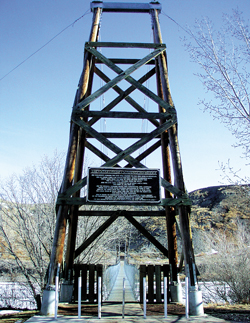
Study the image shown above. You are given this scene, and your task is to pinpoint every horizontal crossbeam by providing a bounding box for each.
[86,41,165,49]
[57,196,191,206]
[90,2,162,13]
[96,58,156,65]
[78,111,172,119]
[78,210,165,216]
[86,132,160,138]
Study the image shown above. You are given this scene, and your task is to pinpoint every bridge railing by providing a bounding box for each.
[124,260,140,301]
[102,261,120,300]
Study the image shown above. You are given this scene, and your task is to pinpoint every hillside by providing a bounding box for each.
[1,184,249,268]
[130,184,250,258]
[189,184,250,231]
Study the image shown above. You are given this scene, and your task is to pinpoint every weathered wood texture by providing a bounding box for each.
[139,264,170,303]
[151,8,197,286]
[73,264,103,302]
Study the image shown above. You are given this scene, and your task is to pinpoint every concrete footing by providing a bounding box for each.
[40,289,56,316]
[170,282,183,303]
[189,287,204,316]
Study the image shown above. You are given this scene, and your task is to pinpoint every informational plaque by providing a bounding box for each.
[87,167,161,203]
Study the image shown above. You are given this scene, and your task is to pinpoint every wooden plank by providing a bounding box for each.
[148,265,154,303]
[86,132,160,139]
[162,264,170,303]
[59,177,87,199]
[140,265,146,303]
[89,264,95,302]
[161,178,188,199]
[73,265,80,301]
[57,196,191,207]
[86,41,165,49]
[78,210,166,217]
[96,264,103,301]
[155,265,161,302]
[74,47,165,112]
[96,58,156,65]
[82,265,88,301]
[91,2,162,13]
[77,110,171,119]
[124,214,168,257]
[161,198,192,206]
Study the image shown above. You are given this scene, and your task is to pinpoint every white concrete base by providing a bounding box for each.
[189,287,204,316]
[40,289,56,316]
[170,282,183,303]
[60,283,73,302]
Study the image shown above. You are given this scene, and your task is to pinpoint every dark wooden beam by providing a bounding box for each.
[78,210,165,217]
[76,111,172,120]
[86,41,165,49]
[86,133,160,138]
[96,58,156,65]
[57,197,191,206]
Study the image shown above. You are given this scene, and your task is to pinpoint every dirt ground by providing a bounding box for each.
[0,303,250,322]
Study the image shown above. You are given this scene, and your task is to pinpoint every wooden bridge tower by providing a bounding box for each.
[41,1,204,316]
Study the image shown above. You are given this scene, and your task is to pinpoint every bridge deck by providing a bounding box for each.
[107,261,136,302]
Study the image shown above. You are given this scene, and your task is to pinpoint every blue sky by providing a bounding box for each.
[1,0,249,192]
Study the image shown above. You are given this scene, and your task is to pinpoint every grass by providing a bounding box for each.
[0,311,38,323]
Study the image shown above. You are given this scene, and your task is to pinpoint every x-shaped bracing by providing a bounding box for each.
[58,42,189,203]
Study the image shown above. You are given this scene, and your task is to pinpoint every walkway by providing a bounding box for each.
[26,262,236,322]
[101,260,142,317]
[106,261,136,302]
[26,313,236,322]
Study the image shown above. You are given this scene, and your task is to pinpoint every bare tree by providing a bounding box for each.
[0,151,64,308]
[200,222,250,304]
[0,152,133,308]
[185,9,250,159]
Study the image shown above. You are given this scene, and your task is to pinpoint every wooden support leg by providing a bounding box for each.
[40,8,102,315]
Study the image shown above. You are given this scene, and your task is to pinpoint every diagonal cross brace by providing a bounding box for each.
[72,115,176,168]
[81,45,175,114]
[93,66,160,128]
[73,46,165,112]
[61,115,188,199]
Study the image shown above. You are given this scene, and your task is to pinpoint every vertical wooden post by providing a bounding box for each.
[45,6,102,289]
[151,8,197,287]
[155,59,178,283]
[64,8,102,279]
